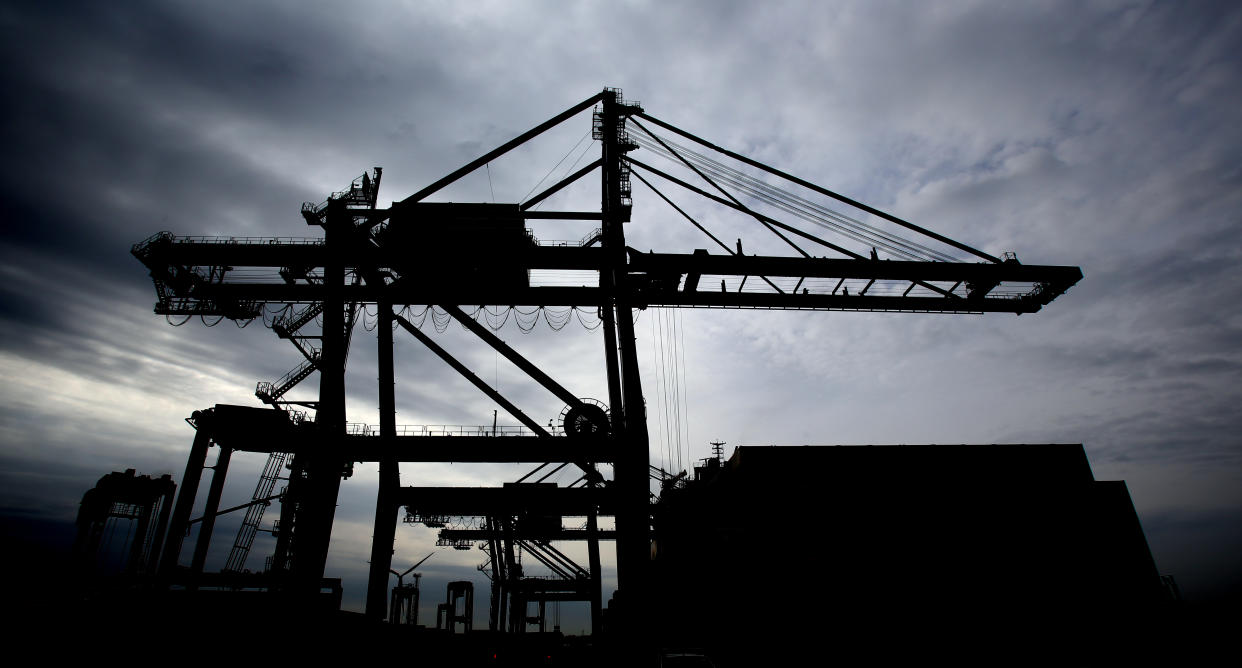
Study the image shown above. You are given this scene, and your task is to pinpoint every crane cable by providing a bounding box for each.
[629,128,961,263]
[395,305,601,334]
[650,307,689,474]
[669,309,686,473]
[650,312,669,473]
[631,131,946,261]
[676,308,691,472]
[521,129,594,209]
[662,309,678,472]
[630,127,934,258]
[631,118,812,260]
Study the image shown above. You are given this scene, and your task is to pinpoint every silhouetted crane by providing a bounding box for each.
[133,88,1081,637]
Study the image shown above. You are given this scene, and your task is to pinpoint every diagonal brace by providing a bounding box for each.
[521,159,602,211]
[403,93,606,204]
[397,311,602,482]
[394,312,550,438]
[440,305,588,413]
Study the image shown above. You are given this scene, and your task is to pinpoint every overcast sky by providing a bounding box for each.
[2,0,1240,628]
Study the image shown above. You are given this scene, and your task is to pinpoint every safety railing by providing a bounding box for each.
[173,235,324,245]
[342,423,565,437]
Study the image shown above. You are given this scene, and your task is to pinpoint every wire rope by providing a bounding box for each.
[660,309,678,472]
[670,309,680,469]
[561,136,598,183]
[574,306,602,331]
[677,308,691,471]
[670,309,685,472]
[632,133,906,257]
[668,133,959,261]
[484,305,511,330]
[391,304,604,335]
[675,310,684,471]
[630,129,961,262]
[650,313,668,473]
[430,307,451,333]
[521,129,593,202]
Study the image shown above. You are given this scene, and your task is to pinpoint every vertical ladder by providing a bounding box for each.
[223,449,288,572]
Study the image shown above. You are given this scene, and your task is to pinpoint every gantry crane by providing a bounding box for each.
[132,88,1081,634]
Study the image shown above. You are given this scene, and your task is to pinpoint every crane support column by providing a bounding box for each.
[587,492,603,634]
[272,455,303,573]
[294,199,348,592]
[147,478,176,575]
[190,444,233,578]
[366,298,400,618]
[160,420,212,577]
[599,88,652,635]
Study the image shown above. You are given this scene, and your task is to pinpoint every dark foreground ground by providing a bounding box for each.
[4,513,1238,666]
[7,581,1239,667]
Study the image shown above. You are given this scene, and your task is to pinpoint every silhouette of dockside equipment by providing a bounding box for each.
[121,87,1165,656]
[73,469,176,576]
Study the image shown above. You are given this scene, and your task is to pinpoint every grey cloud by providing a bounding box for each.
[2,0,1240,609]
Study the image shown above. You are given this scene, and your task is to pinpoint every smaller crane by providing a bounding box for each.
[389,551,434,625]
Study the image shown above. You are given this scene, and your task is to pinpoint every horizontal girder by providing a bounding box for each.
[438,528,617,541]
[629,251,1082,285]
[192,405,614,462]
[208,433,616,463]
[136,235,1080,315]
[162,283,1062,314]
[400,485,613,516]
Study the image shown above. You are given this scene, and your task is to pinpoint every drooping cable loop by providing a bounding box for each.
[543,306,573,331]
[574,306,602,331]
[430,307,451,333]
[514,306,540,333]
[483,305,511,330]
[389,305,605,333]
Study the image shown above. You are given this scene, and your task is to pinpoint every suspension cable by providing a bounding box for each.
[631,117,812,259]
[629,170,785,294]
[521,129,593,202]
[635,111,1003,263]
[677,308,691,471]
[630,128,960,262]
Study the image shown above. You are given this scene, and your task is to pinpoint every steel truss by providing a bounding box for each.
[134,88,1081,635]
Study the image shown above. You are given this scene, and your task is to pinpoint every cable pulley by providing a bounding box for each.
[559,398,610,440]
